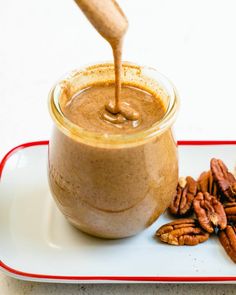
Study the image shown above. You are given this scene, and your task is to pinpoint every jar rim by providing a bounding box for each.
[48,61,180,147]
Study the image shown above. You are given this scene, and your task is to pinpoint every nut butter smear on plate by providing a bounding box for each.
[68,0,165,132]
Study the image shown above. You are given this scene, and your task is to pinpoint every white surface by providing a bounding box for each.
[1,0,236,162]
[0,144,235,282]
[1,0,236,293]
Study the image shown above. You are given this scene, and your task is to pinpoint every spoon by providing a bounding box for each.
[73,0,128,43]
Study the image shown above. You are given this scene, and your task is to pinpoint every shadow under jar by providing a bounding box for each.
[48,62,179,239]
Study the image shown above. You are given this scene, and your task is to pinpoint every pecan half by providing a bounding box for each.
[156,218,209,246]
[169,176,197,217]
[211,158,236,202]
[198,170,220,199]
[218,225,236,263]
[193,192,227,233]
[224,203,236,223]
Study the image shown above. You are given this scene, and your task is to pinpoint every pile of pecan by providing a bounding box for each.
[156,158,236,263]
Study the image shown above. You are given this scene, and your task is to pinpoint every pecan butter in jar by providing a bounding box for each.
[48,62,179,239]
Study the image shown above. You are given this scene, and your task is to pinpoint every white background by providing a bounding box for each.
[1,0,236,293]
[1,0,236,160]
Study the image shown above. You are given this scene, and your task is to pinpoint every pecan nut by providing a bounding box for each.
[218,225,236,263]
[169,176,197,217]
[198,170,220,199]
[224,203,236,223]
[211,158,236,202]
[193,192,227,233]
[156,218,209,246]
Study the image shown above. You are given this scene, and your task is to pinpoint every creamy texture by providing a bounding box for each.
[49,127,178,238]
[48,1,179,239]
[73,0,138,121]
[61,84,165,134]
[49,77,178,239]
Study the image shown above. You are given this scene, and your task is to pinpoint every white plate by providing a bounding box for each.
[0,141,235,283]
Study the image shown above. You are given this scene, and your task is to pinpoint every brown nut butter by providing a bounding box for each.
[48,62,179,238]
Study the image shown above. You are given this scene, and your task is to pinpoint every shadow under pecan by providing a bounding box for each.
[156,218,209,246]
[198,170,220,200]
[169,176,197,217]
[224,203,236,223]
[218,225,236,263]
[211,158,236,202]
[193,192,227,233]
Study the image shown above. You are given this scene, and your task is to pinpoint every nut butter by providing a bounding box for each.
[48,62,179,238]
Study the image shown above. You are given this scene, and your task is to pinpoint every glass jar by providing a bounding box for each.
[48,62,179,239]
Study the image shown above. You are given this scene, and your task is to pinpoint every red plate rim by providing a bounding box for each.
[0,140,235,282]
